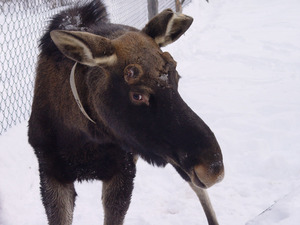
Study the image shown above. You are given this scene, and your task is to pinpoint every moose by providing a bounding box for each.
[28,1,224,225]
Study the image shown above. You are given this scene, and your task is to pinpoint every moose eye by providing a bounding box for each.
[130,91,150,106]
[132,93,143,101]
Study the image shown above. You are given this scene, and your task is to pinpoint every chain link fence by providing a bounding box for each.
[0,0,191,135]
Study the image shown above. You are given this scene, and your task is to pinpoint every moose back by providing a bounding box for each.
[28,1,224,224]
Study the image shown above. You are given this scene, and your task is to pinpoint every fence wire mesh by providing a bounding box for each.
[0,0,191,135]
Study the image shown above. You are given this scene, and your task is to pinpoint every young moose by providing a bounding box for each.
[28,1,224,224]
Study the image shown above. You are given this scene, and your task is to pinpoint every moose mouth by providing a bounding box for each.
[178,167,208,189]
[190,169,207,189]
[191,163,224,189]
[167,157,224,189]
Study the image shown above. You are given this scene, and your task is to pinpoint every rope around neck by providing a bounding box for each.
[70,62,96,124]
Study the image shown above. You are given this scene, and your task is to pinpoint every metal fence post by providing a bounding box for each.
[147,0,158,20]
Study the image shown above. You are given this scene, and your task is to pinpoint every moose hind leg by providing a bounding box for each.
[40,174,76,225]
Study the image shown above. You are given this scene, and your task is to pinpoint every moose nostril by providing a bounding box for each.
[209,161,224,176]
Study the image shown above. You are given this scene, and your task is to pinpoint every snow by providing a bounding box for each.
[1,0,300,224]
[247,187,300,225]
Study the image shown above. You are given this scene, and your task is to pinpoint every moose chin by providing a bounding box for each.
[28,1,224,225]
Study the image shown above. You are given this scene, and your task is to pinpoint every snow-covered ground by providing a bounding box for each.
[1,0,300,224]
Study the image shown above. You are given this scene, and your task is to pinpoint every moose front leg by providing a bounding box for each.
[102,156,136,225]
[40,173,76,225]
[189,182,219,225]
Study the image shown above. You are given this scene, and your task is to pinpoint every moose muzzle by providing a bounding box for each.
[191,161,224,189]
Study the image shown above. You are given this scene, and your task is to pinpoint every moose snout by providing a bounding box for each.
[192,161,224,189]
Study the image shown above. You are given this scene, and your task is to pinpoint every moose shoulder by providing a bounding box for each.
[28,1,224,225]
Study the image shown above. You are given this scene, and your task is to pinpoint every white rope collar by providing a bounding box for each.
[70,62,96,124]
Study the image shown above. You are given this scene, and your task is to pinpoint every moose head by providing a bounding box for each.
[29,2,224,225]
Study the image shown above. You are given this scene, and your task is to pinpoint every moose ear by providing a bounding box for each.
[50,30,117,66]
[142,9,193,47]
